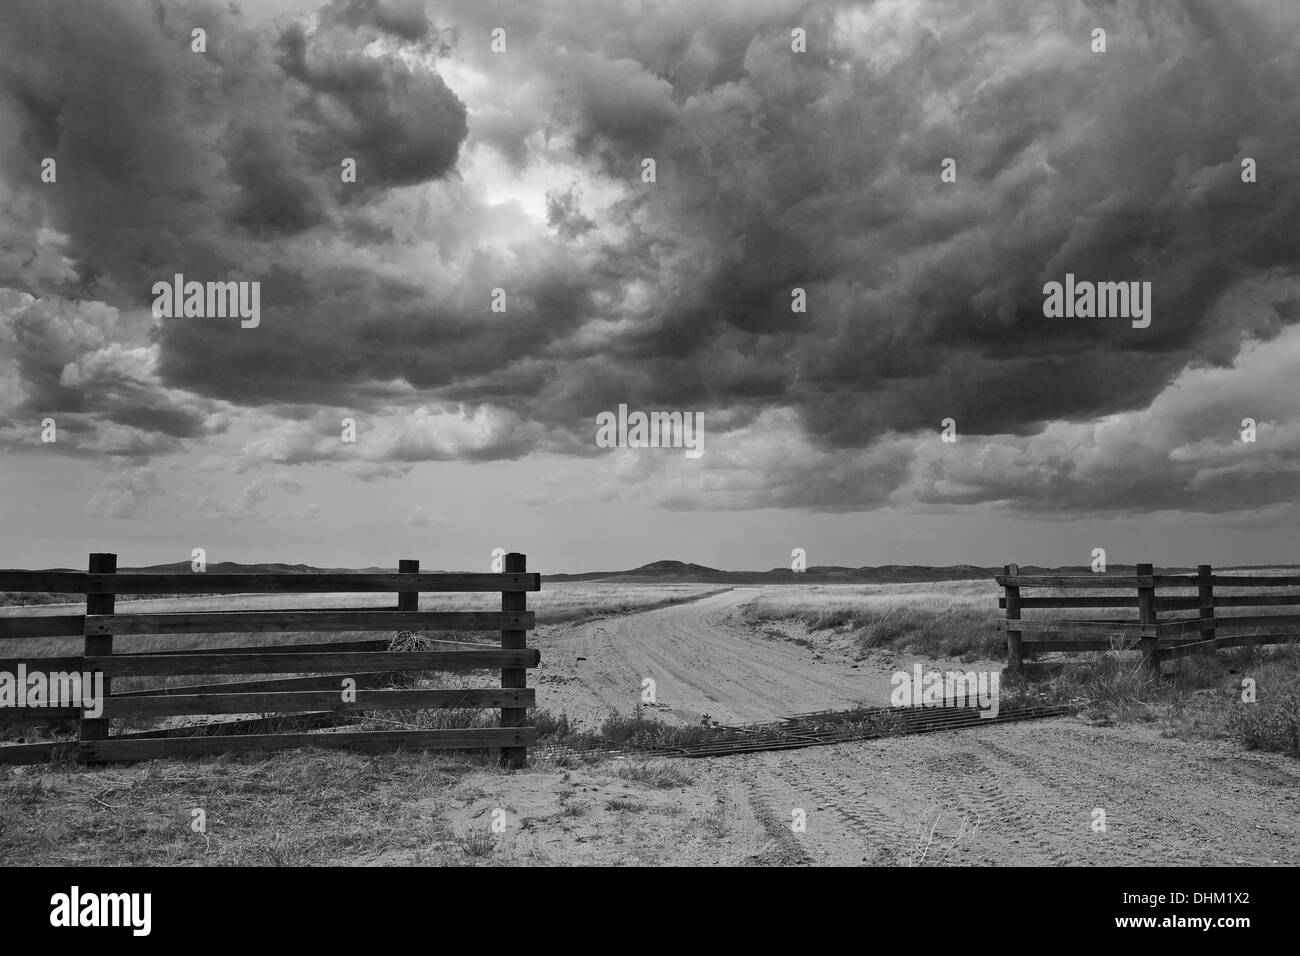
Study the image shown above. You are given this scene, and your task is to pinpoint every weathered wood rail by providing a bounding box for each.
[997,562,1300,675]
[0,553,540,766]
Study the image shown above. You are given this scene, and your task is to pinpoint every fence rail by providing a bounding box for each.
[997,562,1300,674]
[83,610,534,636]
[0,571,540,593]
[0,553,540,766]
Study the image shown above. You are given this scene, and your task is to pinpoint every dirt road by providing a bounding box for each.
[536,588,889,726]
[536,589,1300,865]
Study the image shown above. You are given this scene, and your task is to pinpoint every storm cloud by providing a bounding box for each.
[2,0,1299,519]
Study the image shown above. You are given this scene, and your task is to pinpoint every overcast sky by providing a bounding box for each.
[2,0,1299,573]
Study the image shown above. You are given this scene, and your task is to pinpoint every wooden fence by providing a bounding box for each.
[0,553,540,766]
[997,562,1300,674]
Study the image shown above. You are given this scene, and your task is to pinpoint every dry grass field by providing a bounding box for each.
[741,579,1004,661]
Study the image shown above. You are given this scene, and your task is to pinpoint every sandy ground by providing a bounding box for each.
[389,762,775,866]
[532,588,1300,865]
[720,722,1300,865]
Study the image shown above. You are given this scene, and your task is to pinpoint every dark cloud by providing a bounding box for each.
[223,124,330,236]
[318,0,432,42]
[276,11,467,190]
[546,185,596,240]
[0,0,467,300]
[0,290,209,458]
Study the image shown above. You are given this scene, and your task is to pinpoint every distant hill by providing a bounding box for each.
[544,559,1003,584]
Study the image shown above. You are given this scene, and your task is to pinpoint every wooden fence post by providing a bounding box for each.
[1197,564,1216,652]
[397,559,419,612]
[82,553,116,745]
[1003,564,1022,674]
[500,552,527,769]
[1137,562,1158,677]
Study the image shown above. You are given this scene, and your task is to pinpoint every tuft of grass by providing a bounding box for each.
[614,759,693,789]
[533,709,582,744]
[1229,691,1300,757]
[462,828,495,858]
[605,796,645,812]
[558,796,588,818]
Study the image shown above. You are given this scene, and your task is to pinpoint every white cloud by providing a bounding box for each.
[406,506,444,527]
[86,467,164,519]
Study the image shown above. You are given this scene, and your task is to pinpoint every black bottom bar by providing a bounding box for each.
[6,866,1280,943]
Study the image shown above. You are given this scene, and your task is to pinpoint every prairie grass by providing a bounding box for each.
[741,581,1003,660]
[1005,639,1300,754]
